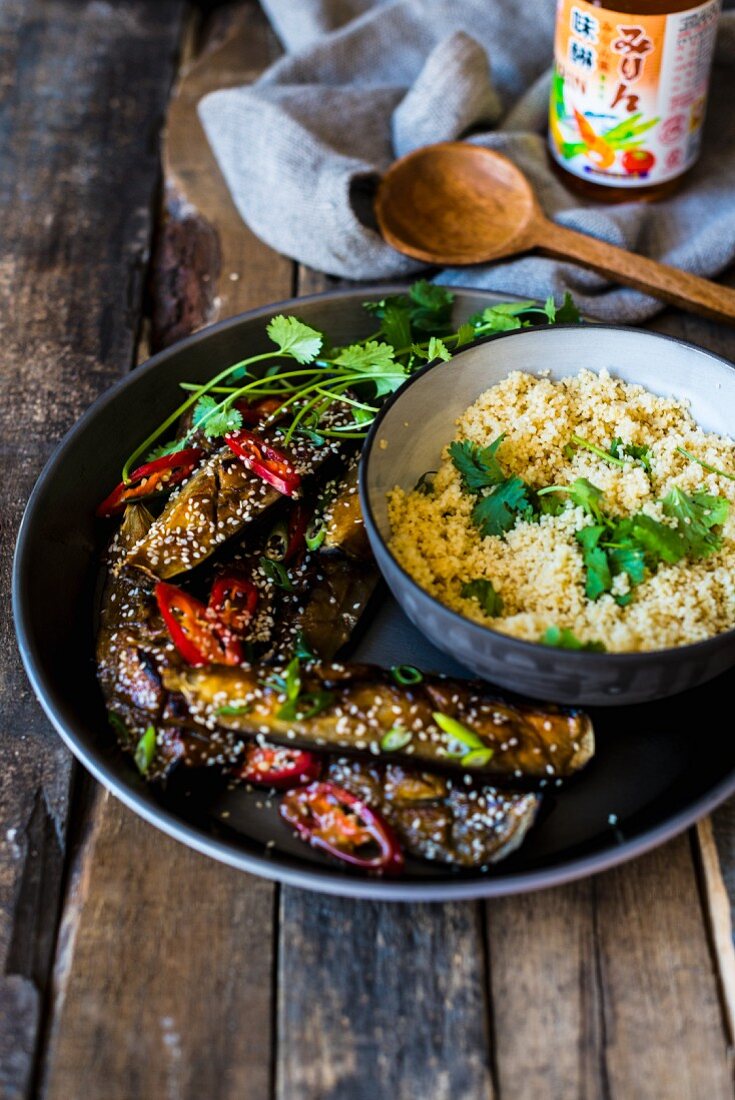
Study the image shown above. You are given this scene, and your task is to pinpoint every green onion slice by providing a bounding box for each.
[134,726,157,774]
[380,728,413,752]
[390,664,423,686]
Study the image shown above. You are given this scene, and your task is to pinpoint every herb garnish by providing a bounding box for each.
[134,726,157,774]
[380,728,413,752]
[449,435,506,493]
[265,657,333,720]
[390,664,423,685]
[461,578,504,617]
[123,283,580,482]
[450,434,534,537]
[537,478,606,523]
[677,446,735,482]
[610,438,652,472]
[540,627,606,652]
[432,712,494,768]
[259,556,295,592]
[216,703,253,717]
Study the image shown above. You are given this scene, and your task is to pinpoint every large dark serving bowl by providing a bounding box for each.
[14,287,735,900]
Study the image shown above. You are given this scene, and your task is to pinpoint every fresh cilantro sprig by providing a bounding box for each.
[450,434,533,537]
[449,435,506,493]
[472,477,533,537]
[537,478,606,523]
[123,283,580,481]
[460,578,503,617]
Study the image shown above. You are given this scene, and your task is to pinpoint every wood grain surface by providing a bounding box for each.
[4,2,735,1098]
[0,3,185,1096]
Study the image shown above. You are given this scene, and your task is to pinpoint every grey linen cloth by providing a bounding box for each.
[198,0,735,321]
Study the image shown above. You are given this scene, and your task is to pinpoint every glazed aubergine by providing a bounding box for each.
[162,661,593,783]
[96,395,596,876]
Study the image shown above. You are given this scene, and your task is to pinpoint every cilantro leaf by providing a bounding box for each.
[540,626,606,652]
[449,435,506,493]
[538,478,606,523]
[145,439,187,462]
[455,322,475,347]
[193,396,243,440]
[427,336,452,362]
[576,525,612,600]
[408,281,454,331]
[551,292,581,324]
[472,477,531,537]
[607,542,646,587]
[334,340,396,371]
[661,487,728,558]
[628,513,687,565]
[610,437,652,472]
[478,308,523,332]
[380,303,412,352]
[266,315,323,363]
[460,578,504,617]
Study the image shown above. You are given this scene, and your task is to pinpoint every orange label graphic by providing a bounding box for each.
[549,0,720,187]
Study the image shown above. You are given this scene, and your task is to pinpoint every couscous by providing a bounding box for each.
[387,370,735,652]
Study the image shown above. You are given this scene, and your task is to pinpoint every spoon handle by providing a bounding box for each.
[535,219,735,326]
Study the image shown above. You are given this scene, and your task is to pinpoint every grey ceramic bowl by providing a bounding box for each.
[360,324,735,707]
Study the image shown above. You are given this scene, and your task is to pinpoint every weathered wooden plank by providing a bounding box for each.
[646,292,735,1047]
[43,788,275,1100]
[39,7,283,1098]
[271,264,491,1100]
[0,3,185,1096]
[696,818,735,1046]
[152,0,292,350]
[277,892,494,1100]
[487,835,733,1099]
[486,879,605,1099]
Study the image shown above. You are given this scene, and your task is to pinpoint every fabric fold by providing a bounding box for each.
[199,0,735,320]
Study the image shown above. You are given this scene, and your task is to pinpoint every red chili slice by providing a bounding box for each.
[209,573,259,634]
[237,745,322,790]
[225,429,301,497]
[280,781,404,874]
[234,397,284,425]
[96,448,203,518]
[155,582,242,667]
[285,503,309,563]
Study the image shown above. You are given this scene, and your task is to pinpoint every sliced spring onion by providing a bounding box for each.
[380,728,413,752]
[259,556,295,592]
[390,664,423,686]
[432,712,493,764]
[460,748,494,768]
[134,726,156,774]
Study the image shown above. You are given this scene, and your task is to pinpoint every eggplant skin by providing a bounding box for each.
[326,760,540,868]
[124,433,343,581]
[321,459,372,561]
[161,661,594,783]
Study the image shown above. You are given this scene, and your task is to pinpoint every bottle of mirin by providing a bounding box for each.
[548,0,721,201]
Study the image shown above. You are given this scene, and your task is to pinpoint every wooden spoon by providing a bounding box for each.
[374,142,735,325]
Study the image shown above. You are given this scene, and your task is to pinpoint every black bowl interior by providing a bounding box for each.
[14,286,735,901]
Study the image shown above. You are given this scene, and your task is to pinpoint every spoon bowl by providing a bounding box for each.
[375,143,537,265]
[375,141,735,326]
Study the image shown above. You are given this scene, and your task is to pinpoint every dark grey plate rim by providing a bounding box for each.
[13,285,735,902]
[359,321,735,667]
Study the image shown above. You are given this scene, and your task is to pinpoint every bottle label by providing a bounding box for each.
[549,0,720,187]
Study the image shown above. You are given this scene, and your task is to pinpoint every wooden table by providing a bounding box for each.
[3,3,735,1097]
